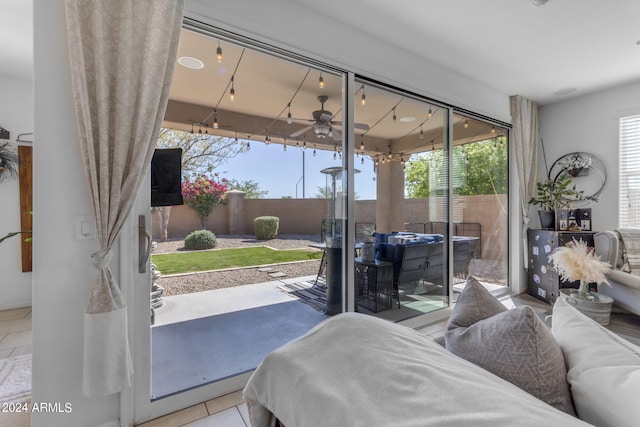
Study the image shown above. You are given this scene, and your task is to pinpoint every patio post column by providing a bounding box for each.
[376,160,405,233]
[225,190,246,234]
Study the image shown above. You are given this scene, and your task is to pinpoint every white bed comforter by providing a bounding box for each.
[243,313,590,427]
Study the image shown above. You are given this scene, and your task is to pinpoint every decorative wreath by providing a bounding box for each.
[0,142,19,182]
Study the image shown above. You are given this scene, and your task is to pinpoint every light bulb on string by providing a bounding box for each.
[213,109,219,129]
[319,73,325,88]
[360,137,364,151]
[392,107,397,121]
[287,103,292,124]
[361,156,365,165]
[361,85,366,106]
[246,141,251,151]
[283,143,287,152]
[491,125,496,134]
[190,123,194,134]
[205,124,209,134]
[333,152,337,160]
[419,125,424,140]
[464,119,469,129]
[216,41,222,63]
[198,124,202,134]
[313,144,317,156]
[428,106,433,118]
[229,76,235,101]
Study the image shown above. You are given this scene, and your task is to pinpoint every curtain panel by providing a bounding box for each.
[510,95,539,266]
[65,0,184,397]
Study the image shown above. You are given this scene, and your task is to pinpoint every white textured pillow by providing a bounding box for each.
[552,297,640,427]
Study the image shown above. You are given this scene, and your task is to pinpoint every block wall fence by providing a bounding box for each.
[152,193,508,261]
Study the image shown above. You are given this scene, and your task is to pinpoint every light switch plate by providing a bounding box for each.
[75,216,96,240]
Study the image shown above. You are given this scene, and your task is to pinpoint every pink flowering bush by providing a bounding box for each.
[182,174,228,228]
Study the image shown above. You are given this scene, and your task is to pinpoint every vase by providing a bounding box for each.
[538,210,555,230]
[577,279,588,299]
[361,242,376,262]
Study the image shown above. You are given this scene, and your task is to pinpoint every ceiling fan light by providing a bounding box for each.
[315,124,331,138]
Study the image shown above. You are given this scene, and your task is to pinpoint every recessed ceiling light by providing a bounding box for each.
[531,0,549,6]
[636,40,640,46]
[399,116,416,123]
[178,56,204,69]
[553,87,578,96]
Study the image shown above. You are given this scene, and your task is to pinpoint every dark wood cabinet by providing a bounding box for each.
[527,229,595,304]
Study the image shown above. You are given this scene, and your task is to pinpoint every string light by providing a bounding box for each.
[216,41,223,63]
[283,143,287,151]
[246,141,250,150]
[190,123,194,134]
[313,144,317,156]
[388,146,392,159]
[229,76,235,101]
[360,136,365,151]
[464,119,469,129]
[213,109,219,129]
[428,106,433,118]
[319,73,325,88]
[361,156,365,165]
[361,85,366,106]
[198,124,202,134]
[491,125,496,134]
[204,124,209,134]
[431,139,435,151]
[392,107,397,121]
[419,125,424,140]
[287,103,292,124]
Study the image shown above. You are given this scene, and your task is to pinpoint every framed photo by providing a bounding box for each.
[577,208,592,231]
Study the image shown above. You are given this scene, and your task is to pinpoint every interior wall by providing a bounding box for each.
[32,1,512,426]
[0,76,33,310]
[538,80,640,232]
[33,2,119,426]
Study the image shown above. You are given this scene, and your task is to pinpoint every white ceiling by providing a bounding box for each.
[4,0,640,104]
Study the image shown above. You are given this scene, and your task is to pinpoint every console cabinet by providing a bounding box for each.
[527,229,595,304]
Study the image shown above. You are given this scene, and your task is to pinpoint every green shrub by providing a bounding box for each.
[254,216,279,240]
[184,229,217,250]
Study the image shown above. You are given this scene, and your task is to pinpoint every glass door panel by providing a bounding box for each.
[451,114,509,301]
[353,80,450,322]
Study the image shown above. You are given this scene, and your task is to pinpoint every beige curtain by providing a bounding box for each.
[65,0,184,397]
[510,95,539,266]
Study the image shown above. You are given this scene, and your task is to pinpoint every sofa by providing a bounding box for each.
[244,277,640,426]
[593,230,640,315]
[375,232,479,285]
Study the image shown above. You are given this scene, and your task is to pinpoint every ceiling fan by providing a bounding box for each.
[289,95,369,141]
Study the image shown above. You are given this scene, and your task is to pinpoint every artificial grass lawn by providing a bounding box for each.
[151,246,323,275]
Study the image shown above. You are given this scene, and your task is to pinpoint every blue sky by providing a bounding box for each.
[218,141,378,200]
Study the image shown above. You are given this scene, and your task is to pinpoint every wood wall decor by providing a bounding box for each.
[18,145,32,272]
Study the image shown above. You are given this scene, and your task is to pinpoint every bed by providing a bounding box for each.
[243,312,589,427]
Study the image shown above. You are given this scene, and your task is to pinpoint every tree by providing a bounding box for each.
[404,136,507,198]
[227,178,268,199]
[182,174,229,229]
[156,128,248,177]
[315,185,330,198]
[154,129,248,240]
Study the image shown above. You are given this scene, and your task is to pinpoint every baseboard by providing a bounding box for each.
[94,421,120,427]
[0,301,32,311]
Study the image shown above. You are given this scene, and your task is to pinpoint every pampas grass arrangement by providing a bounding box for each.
[548,238,612,298]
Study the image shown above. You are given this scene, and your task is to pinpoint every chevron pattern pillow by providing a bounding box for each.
[445,277,575,415]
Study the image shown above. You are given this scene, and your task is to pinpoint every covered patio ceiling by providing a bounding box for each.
[162,28,505,158]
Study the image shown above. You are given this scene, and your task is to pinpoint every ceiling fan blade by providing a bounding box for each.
[330,121,370,131]
[332,129,342,141]
[289,125,314,138]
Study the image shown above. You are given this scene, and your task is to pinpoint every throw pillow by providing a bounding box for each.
[552,297,640,427]
[445,277,575,415]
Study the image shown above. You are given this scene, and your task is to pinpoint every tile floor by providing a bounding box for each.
[0,307,32,427]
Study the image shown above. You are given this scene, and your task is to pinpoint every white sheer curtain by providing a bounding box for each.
[65,0,184,397]
[510,95,539,265]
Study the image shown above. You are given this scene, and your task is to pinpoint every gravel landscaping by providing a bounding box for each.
[153,234,323,296]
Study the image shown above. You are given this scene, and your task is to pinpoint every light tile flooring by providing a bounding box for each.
[2,294,639,427]
[0,307,32,427]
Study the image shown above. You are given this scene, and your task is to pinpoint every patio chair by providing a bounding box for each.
[392,243,431,308]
